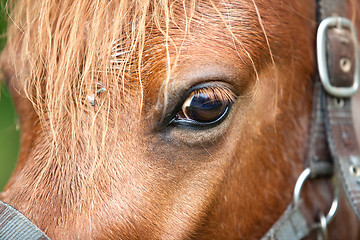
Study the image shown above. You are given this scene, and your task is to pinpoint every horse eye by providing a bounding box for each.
[174,85,236,126]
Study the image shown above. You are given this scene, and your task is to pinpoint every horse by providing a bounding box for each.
[1,0,360,239]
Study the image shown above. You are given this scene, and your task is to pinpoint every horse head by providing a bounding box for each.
[1,0,359,239]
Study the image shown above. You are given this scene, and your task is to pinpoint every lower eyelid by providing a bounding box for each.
[171,105,231,129]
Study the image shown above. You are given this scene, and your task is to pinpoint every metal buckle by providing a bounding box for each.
[317,17,359,97]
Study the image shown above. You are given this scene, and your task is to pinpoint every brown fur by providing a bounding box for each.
[0,0,359,239]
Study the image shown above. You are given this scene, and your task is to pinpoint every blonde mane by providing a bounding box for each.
[5,0,273,181]
[6,0,194,190]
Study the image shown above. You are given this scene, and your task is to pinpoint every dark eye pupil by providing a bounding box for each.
[185,93,227,122]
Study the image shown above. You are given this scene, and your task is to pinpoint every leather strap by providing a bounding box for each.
[307,82,333,177]
[0,201,50,240]
[326,28,356,88]
[324,95,360,219]
[318,0,346,19]
[261,204,310,240]
[320,0,360,220]
[262,0,360,238]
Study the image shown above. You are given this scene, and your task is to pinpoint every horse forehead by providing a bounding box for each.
[136,0,308,95]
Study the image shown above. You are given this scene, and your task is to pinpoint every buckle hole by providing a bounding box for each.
[339,57,352,73]
[350,165,360,177]
[334,98,344,108]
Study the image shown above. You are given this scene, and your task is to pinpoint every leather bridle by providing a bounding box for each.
[262,0,360,239]
[0,0,360,239]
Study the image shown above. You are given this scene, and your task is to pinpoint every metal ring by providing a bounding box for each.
[316,212,328,240]
[294,168,311,206]
[326,175,339,223]
[293,168,339,224]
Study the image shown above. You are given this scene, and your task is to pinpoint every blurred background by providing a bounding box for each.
[0,0,20,191]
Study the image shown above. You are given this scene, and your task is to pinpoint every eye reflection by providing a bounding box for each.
[175,85,236,125]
